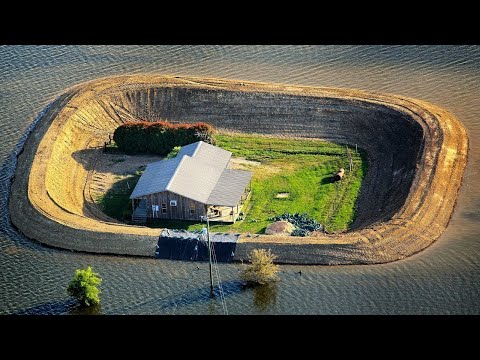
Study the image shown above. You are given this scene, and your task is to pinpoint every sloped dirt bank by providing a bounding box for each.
[9,75,468,264]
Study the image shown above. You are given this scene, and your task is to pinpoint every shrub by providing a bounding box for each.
[113,121,216,155]
[242,249,279,285]
[166,146,181,159]
[291,228,310,237]
[67,266,102,307]
[272,212,323,236]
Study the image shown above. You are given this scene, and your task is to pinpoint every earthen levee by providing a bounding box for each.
[9,75,468,263]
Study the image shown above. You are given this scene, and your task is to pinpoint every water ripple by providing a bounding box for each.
[0,45,479,314]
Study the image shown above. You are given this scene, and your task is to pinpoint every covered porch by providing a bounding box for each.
[206,182,252,223]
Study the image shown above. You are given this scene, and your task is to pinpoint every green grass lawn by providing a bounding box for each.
[99,133,367,234]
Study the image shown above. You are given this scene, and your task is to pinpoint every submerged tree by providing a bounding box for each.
[242,249,280,285]
[67,266,102,307]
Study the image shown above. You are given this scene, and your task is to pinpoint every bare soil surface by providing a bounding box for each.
[86,151,163,221]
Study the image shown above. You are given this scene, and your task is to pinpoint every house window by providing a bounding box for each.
[170,200,177,207]
[190,204,195,214]
[161,203,167,214]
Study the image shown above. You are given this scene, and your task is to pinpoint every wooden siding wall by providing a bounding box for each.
[142,191,206,220]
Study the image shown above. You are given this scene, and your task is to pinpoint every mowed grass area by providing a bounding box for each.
[98,133,367,234]
[211,133,367,233]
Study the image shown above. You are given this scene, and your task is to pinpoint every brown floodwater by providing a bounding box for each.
[0,45,479,314]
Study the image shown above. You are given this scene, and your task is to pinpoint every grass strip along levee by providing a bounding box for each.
[98,132,367,234]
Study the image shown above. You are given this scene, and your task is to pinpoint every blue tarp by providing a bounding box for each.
[156,229,239,263]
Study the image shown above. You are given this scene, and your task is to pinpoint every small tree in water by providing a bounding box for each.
[67,266,102,307]
[242,249,280,285]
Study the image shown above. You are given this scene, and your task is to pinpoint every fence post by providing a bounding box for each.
[346,145,353,172]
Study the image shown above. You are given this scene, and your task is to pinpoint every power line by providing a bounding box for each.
[199,218,228,315]
[210,241,228,315]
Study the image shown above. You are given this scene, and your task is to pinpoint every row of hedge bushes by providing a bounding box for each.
[113,121,216,155]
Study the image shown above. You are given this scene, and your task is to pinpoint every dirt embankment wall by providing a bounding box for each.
[9,75,468,264]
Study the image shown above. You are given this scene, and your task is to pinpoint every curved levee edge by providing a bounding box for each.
[8,74,469,264]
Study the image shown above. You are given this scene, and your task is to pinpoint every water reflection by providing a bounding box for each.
[111,279,245,315]
[252,284,278,312]
[69,303,102,315]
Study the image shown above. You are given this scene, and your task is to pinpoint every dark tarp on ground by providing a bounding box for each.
[156,229,239,263]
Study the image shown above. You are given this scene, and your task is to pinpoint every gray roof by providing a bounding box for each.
[166,155,225,203]
[207,169,253,206]
[176,141,231,169]
[130,141,252,206]
[129,157,181,199]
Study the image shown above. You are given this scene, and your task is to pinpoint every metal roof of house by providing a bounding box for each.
[176,141,231,169]
[166,155,225,203]
[130,141,252,206]
[207,169,253,206]
[129,156,181,199]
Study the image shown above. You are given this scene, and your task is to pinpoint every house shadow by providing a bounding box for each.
[71,147,145,222]
[90,174,140,222]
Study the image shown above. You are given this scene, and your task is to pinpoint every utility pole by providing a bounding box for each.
[201,215,214,297]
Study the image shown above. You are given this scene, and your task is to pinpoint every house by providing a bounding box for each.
[129,141,253,223]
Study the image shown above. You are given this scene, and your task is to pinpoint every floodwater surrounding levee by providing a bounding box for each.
[0,45,479,314]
